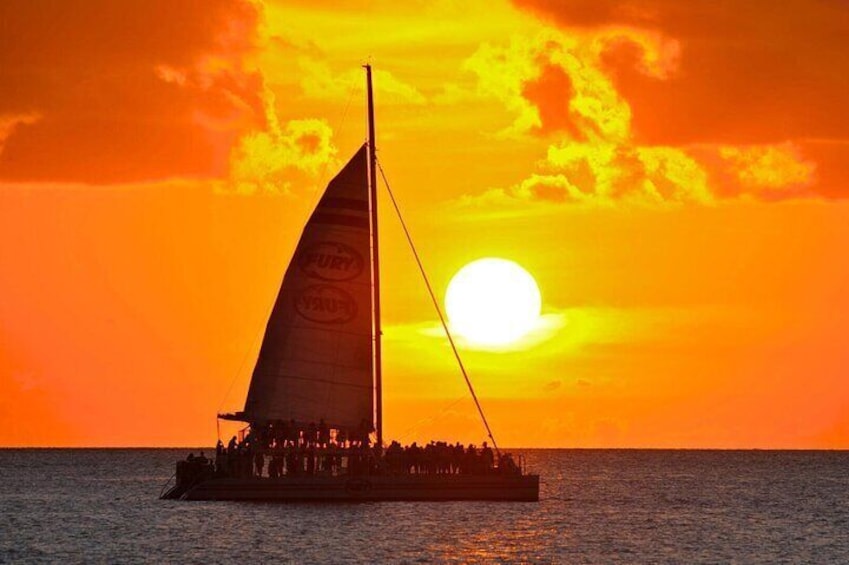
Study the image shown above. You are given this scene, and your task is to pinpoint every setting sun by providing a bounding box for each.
[445,258,542,347]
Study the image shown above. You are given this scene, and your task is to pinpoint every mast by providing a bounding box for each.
[365,64,383,448]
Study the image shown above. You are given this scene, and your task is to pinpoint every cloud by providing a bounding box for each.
[228,114,338,195]
[459,145,714,209]
[720,143,816,197]
[0,0,264,183]
[457,9,839,208]
[393,311,567,353]
[465,29,678,142]
[505,0,849,200]
[516,0,849,144]
[543,380,562,392]
[0,112,41,154]
[297,57,427,105]
[460,31,711,207]
[223,53,340,195]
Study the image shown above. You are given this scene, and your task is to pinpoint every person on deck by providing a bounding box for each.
[307,422,318,447]
[465,444,478,474]
[498,453,520,475]
[254,450,264,478]
[357,419,372,448]
[287,419,298,447]
[318,419,329,448]
[481,442,494,473]
[385,441,403,475]
[306,445,316,475]
[278,420,289,448]
[215,445,225,476]
[452,442,464,474]
[286,449,297,476]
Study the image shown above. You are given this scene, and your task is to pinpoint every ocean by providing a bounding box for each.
[1,449,847,563]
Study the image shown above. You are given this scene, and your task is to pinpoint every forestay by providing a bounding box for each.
[243,145,374,430]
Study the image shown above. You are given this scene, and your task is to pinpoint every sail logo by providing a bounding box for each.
[295,284,358,324]
[298,242,364,282]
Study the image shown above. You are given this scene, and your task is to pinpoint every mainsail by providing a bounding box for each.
[241,145,374,430]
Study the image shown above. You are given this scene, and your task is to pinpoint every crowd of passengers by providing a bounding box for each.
[180,418,521,481]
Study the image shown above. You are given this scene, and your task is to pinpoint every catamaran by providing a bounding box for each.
[161,66,539,502]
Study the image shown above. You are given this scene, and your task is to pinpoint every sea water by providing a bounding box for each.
[1,449,847,563]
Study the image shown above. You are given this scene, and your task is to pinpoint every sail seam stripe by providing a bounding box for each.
[254,373,374,389]
[319,197,369,212]
[256,359,373,373]
[310,213,370,229]
[285,326,372,337]
[253,373,371,390]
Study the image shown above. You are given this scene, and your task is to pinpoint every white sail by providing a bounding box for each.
[243,145,374,430]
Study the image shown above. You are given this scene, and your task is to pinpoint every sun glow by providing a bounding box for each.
[445,258,542,347]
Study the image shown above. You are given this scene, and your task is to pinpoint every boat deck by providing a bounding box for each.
[162,473,539,502]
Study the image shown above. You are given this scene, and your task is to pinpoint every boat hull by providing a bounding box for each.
[163,474,539,502]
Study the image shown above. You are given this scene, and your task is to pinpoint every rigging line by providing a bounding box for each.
[376,159,501,456]
[216,319,265,415]
[158,471,177,499]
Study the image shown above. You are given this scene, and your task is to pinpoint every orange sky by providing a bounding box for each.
[1,0,848,447]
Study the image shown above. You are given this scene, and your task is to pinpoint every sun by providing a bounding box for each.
[445,258,542,347]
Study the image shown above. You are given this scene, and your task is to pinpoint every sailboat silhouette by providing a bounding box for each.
[161,66,540,502]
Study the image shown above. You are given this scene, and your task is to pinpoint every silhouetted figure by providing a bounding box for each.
[318,418,329,447]
[498,453,520,475]
[385,441,403,475]
[407,442,421,474]
[306,445,316,475]
[465,444,478,474]
[288,419,298,447]
[358,418,372,448]
[481,442,494,474]
[451,443,464,474]
[306,421,317,447]
[278,420,289,447]
[254,450,264,478]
